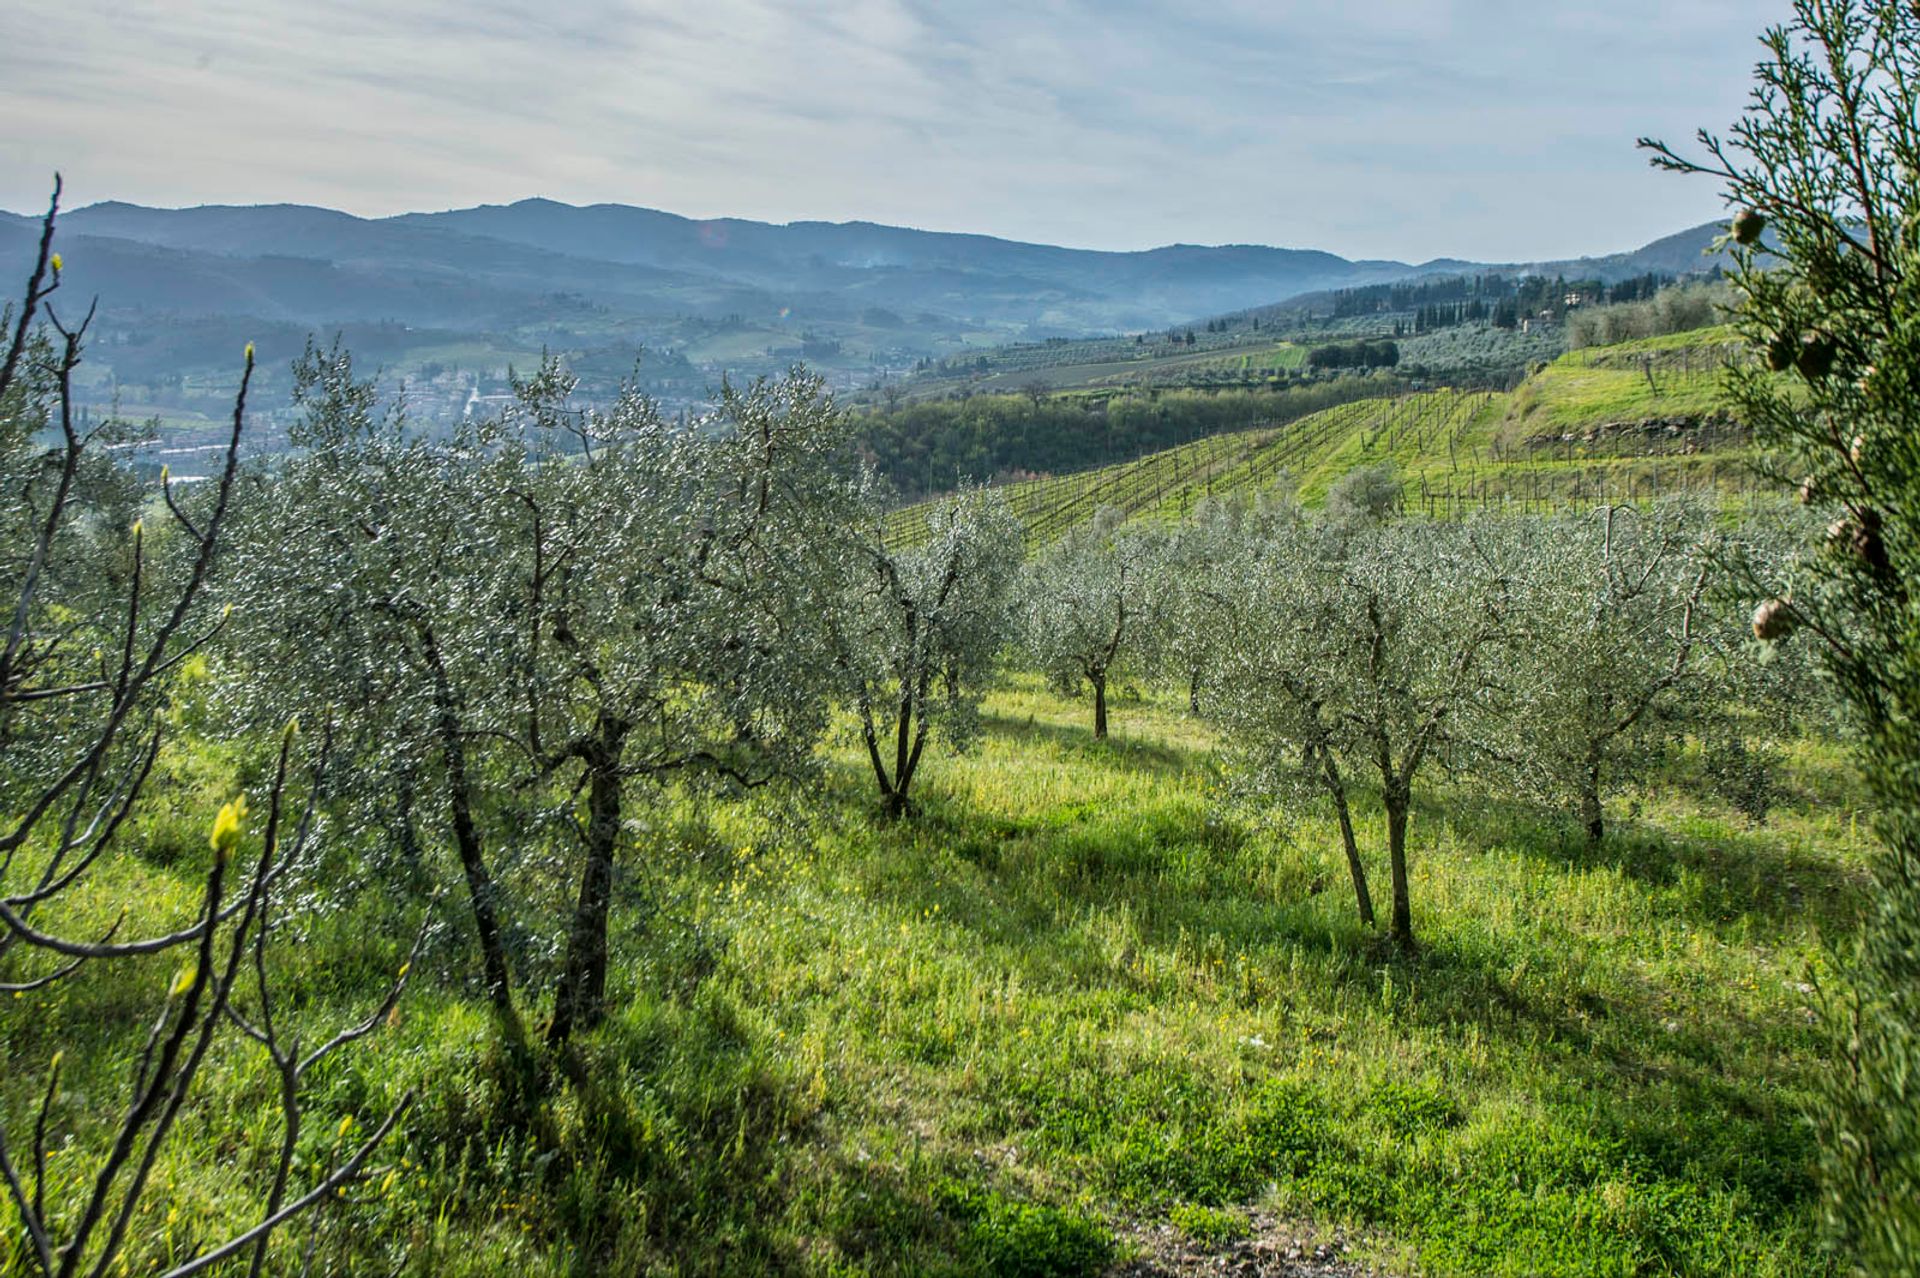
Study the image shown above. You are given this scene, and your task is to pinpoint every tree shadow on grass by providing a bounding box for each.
[965,708,1859,937]
[781,765,1825,1253]
[529,961,1095,1277]
[847,768,1812,1076]
[979,709,1199,778]
[1432,787,1867,936]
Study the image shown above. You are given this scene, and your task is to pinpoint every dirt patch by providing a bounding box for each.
[1109,1214,1393,1277]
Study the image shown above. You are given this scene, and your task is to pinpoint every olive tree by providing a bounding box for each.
[495,365,851,1045]
[1020,507,1157,739]
[1504,502,1714,847]
[1143,492,1301,715]
[831,487,1022,818]
[1644,3,1920,1263]
[222,339,531,1052]
[0,186,413,1278]
[1322,462,1402,531]
[1205,516,1379,927]
[1212,517,1516,947]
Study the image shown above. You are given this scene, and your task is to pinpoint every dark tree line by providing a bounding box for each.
[1324,270,1690,324]
[1306,339,1400,370]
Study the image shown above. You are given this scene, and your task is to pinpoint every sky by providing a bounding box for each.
[0,0,1776,263]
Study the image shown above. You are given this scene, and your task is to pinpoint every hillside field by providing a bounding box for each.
[885,331,1766,547]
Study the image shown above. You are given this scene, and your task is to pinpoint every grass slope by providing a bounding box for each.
[2,677,1861,1276]
[1501,330,1745,442]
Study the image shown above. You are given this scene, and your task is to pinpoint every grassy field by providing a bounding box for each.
[2,675,1863,1276]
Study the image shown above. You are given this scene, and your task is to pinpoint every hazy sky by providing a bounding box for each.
[1,0,1774,262]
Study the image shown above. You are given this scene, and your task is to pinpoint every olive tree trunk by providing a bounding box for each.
[1317,749,1375,926]
[421,625,525,1046]
[549,715,629,1046]
[1580,742,1606,849]
[1384,783,1414,948]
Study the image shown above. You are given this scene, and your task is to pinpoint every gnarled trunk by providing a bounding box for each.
[1580,742,1606,848]
[1092,669,1109,739]
[549,715,628,1046]
[864,672,924,820]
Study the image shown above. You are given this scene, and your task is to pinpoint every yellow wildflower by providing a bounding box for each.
[49,252,62,273]
[209,795,248,859]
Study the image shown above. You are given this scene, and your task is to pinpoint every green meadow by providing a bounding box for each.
[4,675,1860,1276]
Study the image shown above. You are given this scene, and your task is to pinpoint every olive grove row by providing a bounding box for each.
[975,473,1809,946]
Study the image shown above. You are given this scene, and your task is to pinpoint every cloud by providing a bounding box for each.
[0,0,1772,260]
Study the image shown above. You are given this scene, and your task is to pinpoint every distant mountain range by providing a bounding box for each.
[0,196,1730,424]
[0,197,1726,333]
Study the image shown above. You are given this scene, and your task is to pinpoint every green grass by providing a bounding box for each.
[1,674,1864,1276]
[1501,364,1724,439]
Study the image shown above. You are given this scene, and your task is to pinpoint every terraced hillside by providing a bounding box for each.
[881,330,1771,547]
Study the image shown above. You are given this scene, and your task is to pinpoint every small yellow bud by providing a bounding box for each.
[222,602,234,622]
[159,464,170,483]
[49,252,62,273]
[49,1050,63,1073]
[209,795,248,860]
[380,1169,397,1195]
[130,518,143,539]
[244,342,255,362]
[168,966,198,998]
[397,962,410,980]
[282,716,300,747]
[337,1115,355,1140]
